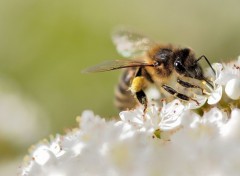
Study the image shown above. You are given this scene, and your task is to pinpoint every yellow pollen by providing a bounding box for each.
[130,76,145,93]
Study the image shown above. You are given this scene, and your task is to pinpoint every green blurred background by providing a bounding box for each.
[0,0,240,174]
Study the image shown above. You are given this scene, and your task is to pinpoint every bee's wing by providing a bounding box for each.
[82,59,152,73]
[112,28,156,58]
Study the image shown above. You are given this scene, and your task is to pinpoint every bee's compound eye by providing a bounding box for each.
[174,60,185,74]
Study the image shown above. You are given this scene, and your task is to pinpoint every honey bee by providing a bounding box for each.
[83,29,215,112]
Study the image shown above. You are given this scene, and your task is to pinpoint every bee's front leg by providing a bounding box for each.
[162,84,200,105]
[177,77,204,94]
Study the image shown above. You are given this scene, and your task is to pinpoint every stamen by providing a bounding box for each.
[202,89,211,96]
[202,80,214,92]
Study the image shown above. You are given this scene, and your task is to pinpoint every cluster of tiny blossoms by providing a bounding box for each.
[19,59,240,176]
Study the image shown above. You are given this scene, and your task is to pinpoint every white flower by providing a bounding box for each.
[19,108,240,176]
[166,108,240,176]
[119,99,184,138]
[220,108,240,138]
[180,107,228,138]
[204,58,240,104]
[0,77,49,146]
[19,111,154,176]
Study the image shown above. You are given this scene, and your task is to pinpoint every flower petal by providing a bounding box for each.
[207,85,222,105]
[186,95,207,109]
[225,78,240,100]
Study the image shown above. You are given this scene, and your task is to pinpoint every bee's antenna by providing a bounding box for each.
[195,55,216,76]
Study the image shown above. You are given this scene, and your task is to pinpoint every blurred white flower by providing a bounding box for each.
[0,77,49,146]
[0,77,49,176]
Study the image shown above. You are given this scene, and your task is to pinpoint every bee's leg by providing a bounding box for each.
[177,78,204,94]
[132,67,148,114]
[195,55,216,75]
[162,84,200,105]
[135,66,142,77]
[136,90,148,114]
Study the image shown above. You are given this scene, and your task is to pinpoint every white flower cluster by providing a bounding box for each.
[118,99,184,140]
[204,57,240,104]
[19,108,240,176]
[19,59,240,176]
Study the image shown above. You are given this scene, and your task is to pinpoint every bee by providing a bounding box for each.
[83,29,215,112]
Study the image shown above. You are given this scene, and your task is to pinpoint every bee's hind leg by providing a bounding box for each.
[136,90,148,115]
[132,67,148,116]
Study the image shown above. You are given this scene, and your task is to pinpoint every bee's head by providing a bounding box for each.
[174,48,204,80]
[151,48,174,76]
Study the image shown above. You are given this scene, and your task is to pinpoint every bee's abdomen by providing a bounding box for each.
[114,68,138,111]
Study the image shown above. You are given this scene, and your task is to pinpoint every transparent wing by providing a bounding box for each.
[82,59,152,73]
[112,28,156,58]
